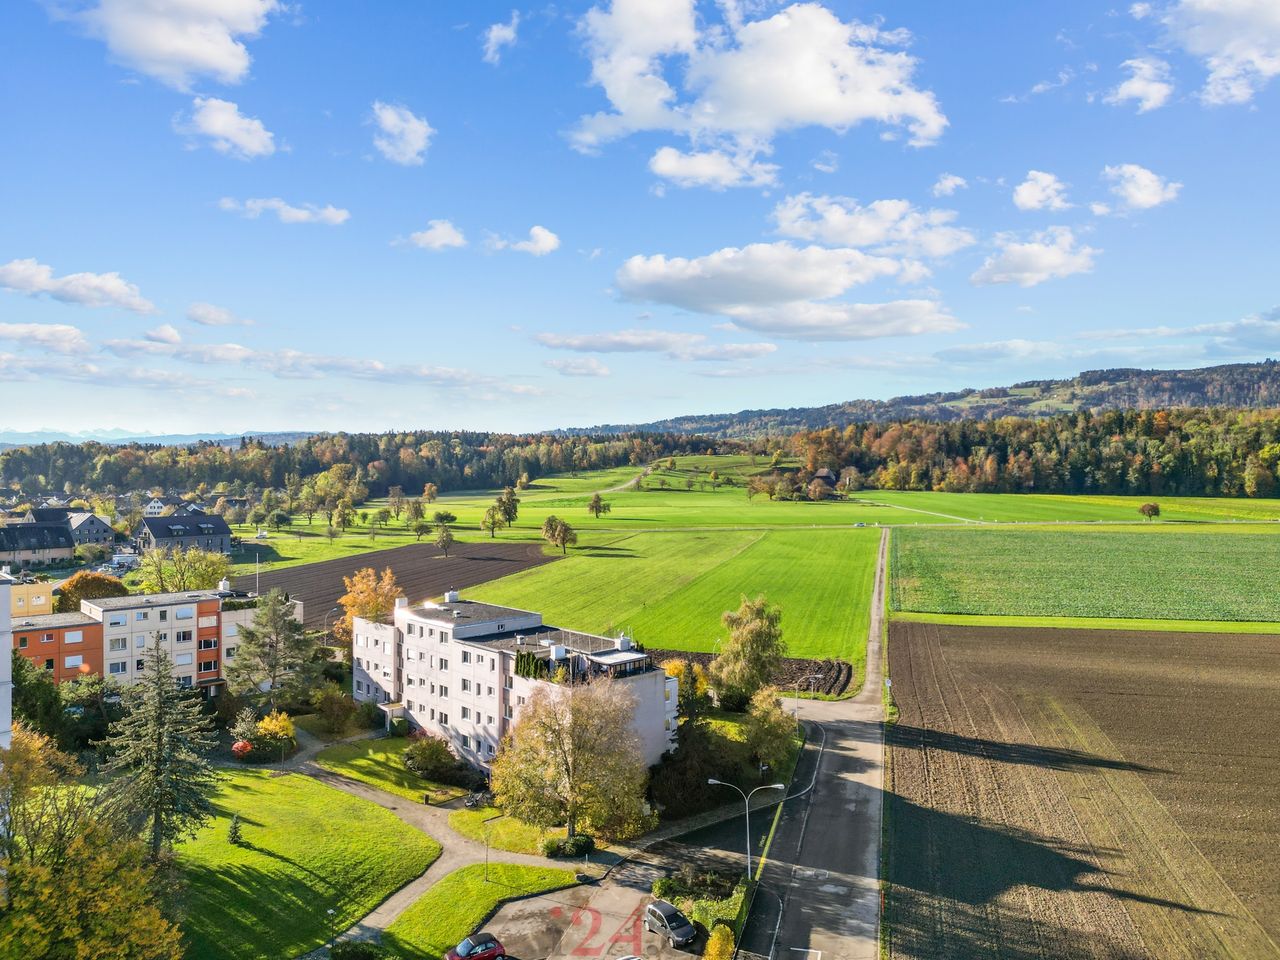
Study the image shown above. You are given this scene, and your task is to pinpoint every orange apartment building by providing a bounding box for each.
[12,611,104,683]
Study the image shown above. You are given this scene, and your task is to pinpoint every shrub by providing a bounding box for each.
[403,735,455,779]
[356,700,383,729]
[542,834,595,858]
[227,814,243,845]
[313,683,357,734]
[389,716,409,737]
[329,942,385,960]
[257,710,295,742]
[704,925,734,960]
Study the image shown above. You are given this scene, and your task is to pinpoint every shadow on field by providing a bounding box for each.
[886,723,1167,773]
[885,795,1219,960]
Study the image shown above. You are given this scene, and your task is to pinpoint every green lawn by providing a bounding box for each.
[865,489,1280,523]
[891,526,1280,620]
[469,527,879,661]
[292,712,375,743]
[447,807,566,855]
[177,770,440,960]
[314,736,468,804]
[382,864,578,960]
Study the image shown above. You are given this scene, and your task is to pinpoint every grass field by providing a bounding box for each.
[885,620,1280,959]
[891,526,1280,621]
[447,807,565,855]
[382,864,578,960]
[177,770,441,960]
[314,736,469,804]
[469,527,879,660]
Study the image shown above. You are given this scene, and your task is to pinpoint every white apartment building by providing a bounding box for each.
[352,593,678,768]
[1,570,13,749]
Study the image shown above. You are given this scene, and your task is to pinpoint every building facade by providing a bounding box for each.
[1,572,13,749]
[3,570,54,617]
[352,594,677,768]
[136,515,232,554]
[11,612,104,683]
[0,523,75,568]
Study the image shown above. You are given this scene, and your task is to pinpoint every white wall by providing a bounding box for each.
[0,577,13,749]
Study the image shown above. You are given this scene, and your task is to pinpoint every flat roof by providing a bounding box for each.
[12,611,100,629]
[412,598,539,625]
[89,591,221,609]
[454,623,636,657]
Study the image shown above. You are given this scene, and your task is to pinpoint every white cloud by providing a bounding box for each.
[180,97,274,158]
[1103,162,1182,209]
[572,1,945,183]
[1131,3,1154,19]
[144,323,182,344]
[187,302,252,326]
[1104,57,1174,112]
[812,150,839,174]
[0,257,156,313]
[772,193,975,258]
[73,0,279,90]
[0,322,90,354]
[492,225,561,256]
[219,197,350,225]
[971,227,1098,287]
[371,101,434,165]
[648,146,778,189]
[1162,0,1280,104]
[483,11,520,65]
[724,299,961,342]
[932,173,967,197]
[535,329,776,360]
[935,338,1067,363]
[409,219,467,250]
[1090,201,1113,216]
[1013,170,1072,211]
[544,357,611,377]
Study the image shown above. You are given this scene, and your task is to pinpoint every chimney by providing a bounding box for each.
[444,589,460,603]
[395,597,409,609]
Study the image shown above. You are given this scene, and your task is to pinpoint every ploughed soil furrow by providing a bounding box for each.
[232,541,557,629]
[884,621,1280,960]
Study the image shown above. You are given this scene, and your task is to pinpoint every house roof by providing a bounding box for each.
[0,523,75,552]
[414,598,540,625]
[69,512,110,530]
[26,507,77,523]
[88,590,223,610]
[138,515,232,540]
[12,611,100,630]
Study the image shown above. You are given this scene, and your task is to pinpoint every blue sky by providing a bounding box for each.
[1,0,1278,434]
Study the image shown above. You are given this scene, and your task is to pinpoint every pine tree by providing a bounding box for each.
[102,645,219,859]
[225,589,316,710]
[227,814,243,846]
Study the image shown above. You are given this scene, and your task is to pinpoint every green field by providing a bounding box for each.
[382,864,578,960]
[469,527,879,661]
[891,526,1280,621]
[314,736,469,804]
[866,489,1280,523]
[177,770,441,960]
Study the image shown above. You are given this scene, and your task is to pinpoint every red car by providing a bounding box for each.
[445,932,505,960]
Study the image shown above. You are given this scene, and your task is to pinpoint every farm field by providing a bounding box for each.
[884,620,1280,960]
[468,526,880,661]
[891,526,1280,621]
[867,489,1280,523]
[177,770,441,960]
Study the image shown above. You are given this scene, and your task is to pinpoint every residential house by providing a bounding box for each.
[0,523,75,568]
[352,593,677,768]
[812,468,838,488]
[143,495,189,517]
[24,507,75,523]
[68,512,115,547]
[2,568,54,617]
[11,611,104,683]
[136,515,232,554]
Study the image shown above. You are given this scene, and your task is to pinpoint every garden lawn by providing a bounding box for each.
[314,736,468,803]
[448,807,565,855]
[382,864,578,960]
[470,527,879,661]
[891,526,1280,620]
[293,712,375,742]
[177,770,440,960]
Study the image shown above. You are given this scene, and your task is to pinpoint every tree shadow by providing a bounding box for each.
[885,723,1167,774]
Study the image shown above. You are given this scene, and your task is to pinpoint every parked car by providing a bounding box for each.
[445,932,505,960]
[643,901,697,949]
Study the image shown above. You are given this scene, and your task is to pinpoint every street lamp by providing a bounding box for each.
[708,779,785,880]
[322,605,341,636]
[793,673,822,716]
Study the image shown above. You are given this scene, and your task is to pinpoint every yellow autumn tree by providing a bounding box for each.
[335,566,404,644]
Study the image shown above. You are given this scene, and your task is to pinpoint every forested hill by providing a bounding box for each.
[571,360,1280,439]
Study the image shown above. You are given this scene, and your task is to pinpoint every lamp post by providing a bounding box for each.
[793,673,822,716]
[322,606,341,637]
[708,779,785,880]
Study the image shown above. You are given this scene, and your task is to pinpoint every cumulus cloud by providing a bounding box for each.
[219,197,350,225]
[0,257,156,313]
[572,1,945,183]
[1104,57,1174,112]
[535,329,776,360]
[409,219,467,250]
[0,322,91,354]
[544,357,611,377]
[772,193,975,258]
[144,323,182,344]
[1161,0,1280,104]
[1103,162,1182,209]
[932,173,967,197]
[725,299,962,341]
[648,146,777,189]
[483,11,520,64]
[179,97,275,158]
[491,225,561,256]
[187,302,252,326]
[970,227,1098,287]
[1013,170,1071,211]
[371,101,434,166]
[71,0,279,90]
[812,150,839,174]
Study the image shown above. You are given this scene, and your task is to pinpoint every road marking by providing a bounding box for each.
[789,949,822,960]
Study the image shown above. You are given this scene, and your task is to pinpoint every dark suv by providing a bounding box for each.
[643,900,697,949]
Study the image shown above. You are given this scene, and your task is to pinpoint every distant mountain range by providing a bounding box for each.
[568,360,1280,439]
[0,430,311,450]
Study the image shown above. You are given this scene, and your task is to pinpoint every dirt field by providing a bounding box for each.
[648,648,853,696]
[884,620,1280,960]
[232,541,557,629]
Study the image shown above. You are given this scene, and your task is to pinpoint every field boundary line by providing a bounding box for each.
[889,611,1280,635]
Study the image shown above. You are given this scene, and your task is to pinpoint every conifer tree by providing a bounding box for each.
[225,589,315,710]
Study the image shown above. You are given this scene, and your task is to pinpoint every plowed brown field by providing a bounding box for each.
[885,621,1280,960]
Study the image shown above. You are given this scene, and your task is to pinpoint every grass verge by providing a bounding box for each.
[447,807,566,855]
[382,864,578,959]
[314,736,468,804]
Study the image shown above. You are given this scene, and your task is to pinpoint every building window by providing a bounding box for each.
[407,700,416,711]
[41,633,54,644]
[136,659,146,671]
[198,638,218,650]
[504,675,513,690]
[108,614,127,627]
[109,661,127,675]
[43,659,55,671]
[439,713,449,726]
[461,651,471,664]
[157,632,168,642]
[503,705,513,720]
[487,686,494,697]
[175,653,194,666]
[461,706,470,720]
[178,676,193,689]
[486,715,495,725]
[439,686,449,698]
[225,646,236,660]
[64,630,83,644]
[109,637,126,652]
[176,607,194,621]
[224,623,239,638]
[461,679,471,693]
[135,636,146,649]
[517,696,526,706]
[17,636,28,649]
[176,630,193,643]
[199,659,218,673]
[136,611,148,622]
[439,659,448,671]
[159,610,167,622]
[430,707,435,720]
[355,680,364,693]
[442,631,450,641]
